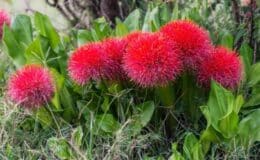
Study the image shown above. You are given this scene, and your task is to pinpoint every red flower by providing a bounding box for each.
[123,32,182,87]
[160,20,213,70]
[7,65,54,108]
[68,42,109,85]
[102,37,127,80]
[197,47,242,89]
[0,9,11,38]
[124,31,146,44]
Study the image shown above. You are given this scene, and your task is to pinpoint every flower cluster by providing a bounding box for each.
[68,20,242,89]
[0,9,11,38]
[7,65,54,108]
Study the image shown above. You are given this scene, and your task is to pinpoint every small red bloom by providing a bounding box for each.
[68,42,109,85]
[197,47,242,89]
[7,65,54,108]
[160,20,213,70]
[123,32,182,87]
[0,9,11,38]
[102,37,127,80]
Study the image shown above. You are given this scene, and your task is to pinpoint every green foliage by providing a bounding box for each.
[0,1,260,159]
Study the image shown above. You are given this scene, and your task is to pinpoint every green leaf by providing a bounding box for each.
[77,29,93,46]
[94,114,120,135]
[169,143,185,160]
[12,14,33,46]
[160,3,171,24]
[35,107,53,128]
[50,68,64,111]
[233,95,244,113]
[218,111,239,138]
[244,93,260,107]
[2,25,26,68]
[136,101,155,127]
[61,86,76,121]
[47,137,74,160]
[201,81,242,138]
[115,20,129,37]
[125,119,143,136]
[34,12,62,52]
[142,6,160,31]
[124,9,141,31]
[220,32,234,49]
[238,109,260,147]
[72,126,83,147]
[91,17,111,41]
[248,63,260,87]
[171,0,179,20]
[183,133,204,160]
[200,126,220,143]
[25,38,44,64]
[207,82,234,130]
[101,96,111,112]
[239,43,253,76]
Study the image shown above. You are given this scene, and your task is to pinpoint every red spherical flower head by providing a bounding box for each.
[197,47,242,89]
[160,20,213,70]
[68,42,109,85]
[7,65,54,108]
[125,31,144,43]
[0,9,11,38]
[123,32,182,87]
[124,31,151,48]
[102,37,127,80]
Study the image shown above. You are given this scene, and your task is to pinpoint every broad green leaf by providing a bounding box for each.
[125,119,143,136]
[72,126,83,147]
[220,32,234,49]
[124,9,141,31]
[200,126,220,143]
[200,127,219,154]
[244,93,260,107]
[136,101,155,127]
[142,6,160,31]
[12,14,33,46]
[207,82,234,130]
[2,25,26,67]
[201,81,242,139]
[115,20,129,37]
[35,107,53,128]
[218,112,239,138]
[47,137,75,160]
[91,17,111,41]
[25,38,44,64]
[248,63,260,87]
[94,114,120,135]
[77,29,93,46]
[34,12,62,52]
[169,143,185,160]
[183,133,204,160]
[238,109,260,147]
